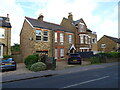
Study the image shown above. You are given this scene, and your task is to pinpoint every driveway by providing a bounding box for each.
[56,60,90,70]
[1,61,90,77]
[1,63,32,77]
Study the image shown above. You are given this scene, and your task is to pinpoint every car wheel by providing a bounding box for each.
[14,65,17,70]
[79,61,82,65]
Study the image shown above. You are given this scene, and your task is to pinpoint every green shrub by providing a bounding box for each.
[30,62,46,72]
[96,52,120,58]
[118,52,120,58]
[25,64,32,70]
[38,55,47,63]
[107,52,119,58]
[90,56,101,64]
[3,55,13,59]
[24,54,39,67]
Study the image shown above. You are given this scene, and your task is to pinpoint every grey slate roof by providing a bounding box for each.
[0,16,11,28]
[73,19,92,32]
[87,28,92,32]
[105,35,120,44]
[73,19,80,25]
[25,17,73,33]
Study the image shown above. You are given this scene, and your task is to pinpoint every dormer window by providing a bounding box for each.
[79,22,84,32]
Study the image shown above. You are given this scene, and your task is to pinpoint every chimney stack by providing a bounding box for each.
[7,14,10,22]
[38,13,44,21]
[68,12,73,23]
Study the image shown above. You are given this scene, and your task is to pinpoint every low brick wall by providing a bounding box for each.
[82,57,119,63]
[105,58,119,63]
[12,54,23,63]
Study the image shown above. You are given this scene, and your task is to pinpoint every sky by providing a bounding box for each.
[0,0,119,45]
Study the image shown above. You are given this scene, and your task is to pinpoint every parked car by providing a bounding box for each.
[0,58,16,71]
[68,53,81,64]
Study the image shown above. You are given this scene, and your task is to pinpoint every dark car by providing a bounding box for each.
[68,53,81,64]
[0,58,16,71]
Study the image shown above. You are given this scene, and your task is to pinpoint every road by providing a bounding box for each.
[2,64,119,88]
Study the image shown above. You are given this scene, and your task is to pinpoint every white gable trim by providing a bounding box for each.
[70,44,76,50]
[25,18,34,28]
[79,22,84,25]
[79,47,90,49]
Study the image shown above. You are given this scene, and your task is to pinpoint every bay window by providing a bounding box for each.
[80,36,84,44]
[85,36,87,44]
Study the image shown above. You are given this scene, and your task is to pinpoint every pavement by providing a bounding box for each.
[2,63,119,88]
[1,62,119,83]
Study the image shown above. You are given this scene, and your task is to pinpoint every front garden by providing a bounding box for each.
[90,52,120,64]
[24,54,56,72]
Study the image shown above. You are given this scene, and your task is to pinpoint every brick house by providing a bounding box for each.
[60,13,97,54]
[0,14,11,59]
[20,15,75,61]
[98,35,120,52]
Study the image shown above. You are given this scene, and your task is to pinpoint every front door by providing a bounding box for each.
[0,45,3,58]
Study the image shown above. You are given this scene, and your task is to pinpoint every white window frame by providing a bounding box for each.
[60,48,64,58]
[0,45,3,58]
[43,31,48,42]
[60,33,64,43]
[80,36,84,44]
[55,32,57,42]
[55,48,58,59]
[92,38,96,43]
[85,36,88,44]
[79,24,84,32]
[0,28,5,39]
[101,44,106,48]
[88,38,91,44]
[36,30,42,41]
[68,35,72,43]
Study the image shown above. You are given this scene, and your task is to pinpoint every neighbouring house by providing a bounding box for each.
[60,13,97,54]
[0,14,11,59]
[20,14,75,61]
[98,35,120,52]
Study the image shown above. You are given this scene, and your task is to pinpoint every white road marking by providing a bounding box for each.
[62,76,110,89]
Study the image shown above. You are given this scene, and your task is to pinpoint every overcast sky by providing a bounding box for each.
[0,0,119,45]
